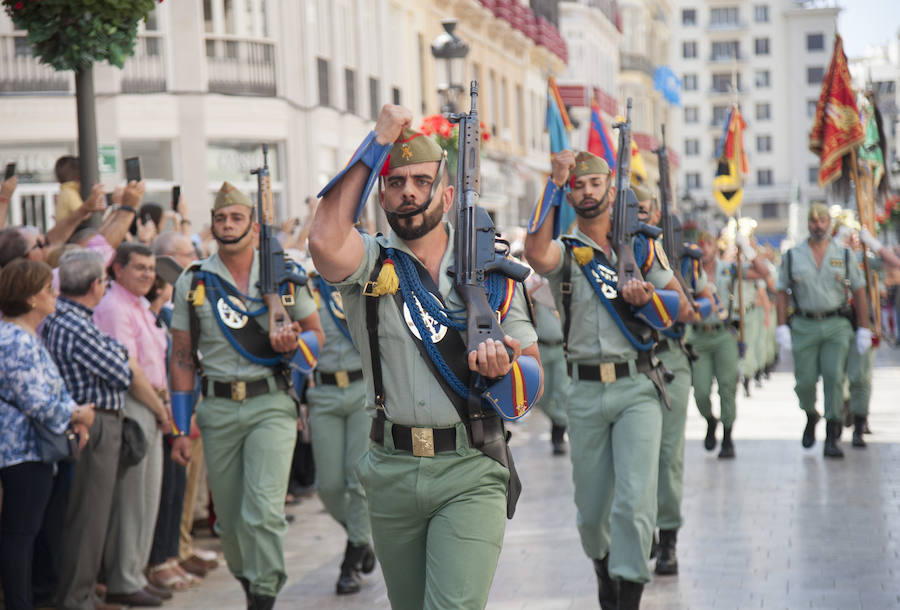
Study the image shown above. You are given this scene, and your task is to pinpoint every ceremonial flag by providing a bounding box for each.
[587,100,616,168]
[809,34,864,188]
[858,94,890,199]
[546,77,573,153]
[630,140,648,186]
[713,106,747,215]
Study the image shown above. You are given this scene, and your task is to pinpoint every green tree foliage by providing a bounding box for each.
[2,0,158,71]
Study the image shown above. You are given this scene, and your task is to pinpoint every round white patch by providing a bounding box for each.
[217,296,249,329]
[402,293,448,343]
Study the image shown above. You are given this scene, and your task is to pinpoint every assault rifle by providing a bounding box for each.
[448,81,529,355]
[654,125,692,297]
[252,144,308,337]
[611,99,660,285]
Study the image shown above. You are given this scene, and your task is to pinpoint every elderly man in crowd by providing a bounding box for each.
[93,242,171,607]
[44,249,161,610]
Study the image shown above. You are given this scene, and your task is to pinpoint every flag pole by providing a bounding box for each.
[730,60,746,354]
[848,146,882,341]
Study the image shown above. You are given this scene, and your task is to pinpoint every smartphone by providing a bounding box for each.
[105,193,114,206]
[171,185,181,211]
[125,157,141,183]
[4,162,15,180]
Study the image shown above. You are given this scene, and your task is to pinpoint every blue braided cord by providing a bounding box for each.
[388,249,466,329]
[200,271,267,317]
[202,277,283,366]
[316,277,354,344]
[563,240,654,351]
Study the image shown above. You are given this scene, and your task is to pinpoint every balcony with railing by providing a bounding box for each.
[121,32,167,93]
[620,52,654,77]
[0,33,71,94]
[205,35,276,97]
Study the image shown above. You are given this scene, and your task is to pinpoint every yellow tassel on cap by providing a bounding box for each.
[572,246,594,266]
[369,259,399,296]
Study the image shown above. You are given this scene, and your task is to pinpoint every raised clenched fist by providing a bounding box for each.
[551,150,576,187]
[374,105,413,146]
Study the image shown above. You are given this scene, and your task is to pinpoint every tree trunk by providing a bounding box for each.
[75,66,102,227]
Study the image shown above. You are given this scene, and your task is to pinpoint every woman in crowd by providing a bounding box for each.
[0,259,95,610]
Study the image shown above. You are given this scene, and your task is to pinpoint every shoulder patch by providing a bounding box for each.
[654,240,670,271]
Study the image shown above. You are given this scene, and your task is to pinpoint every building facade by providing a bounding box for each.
[0,0,566,235]
[669,0,839,242]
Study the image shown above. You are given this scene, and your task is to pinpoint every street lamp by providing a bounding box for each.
[431,20,470,114]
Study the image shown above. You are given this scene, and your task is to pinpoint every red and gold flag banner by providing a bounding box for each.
[809,34,864,188]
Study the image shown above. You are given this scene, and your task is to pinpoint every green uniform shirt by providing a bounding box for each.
[777,239,865,312]
[311,277,362,373]
[172,250,317,381]
[534,301,564,344]
[545,227,674,363]
[331,224,538,428]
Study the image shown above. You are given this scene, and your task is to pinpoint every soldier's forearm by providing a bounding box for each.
[170,330,198,393]
[852,288,869,329]
[776,291,789,326]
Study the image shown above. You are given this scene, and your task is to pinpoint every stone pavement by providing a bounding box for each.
[168,345,900,609]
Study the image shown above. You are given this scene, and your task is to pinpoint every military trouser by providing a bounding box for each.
[536,342,569,428]
[846,342,876,417]
[356,421,508,610]
[790,315,852,421]
[195,388,297,598]
[306,378,371,544]
[690,326,739,427]
[739,308,763,379]
[566,368,662,584]
[766,310,777,367]
[656,345,691,531]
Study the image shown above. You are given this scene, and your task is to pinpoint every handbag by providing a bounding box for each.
[119,416,148,469]
[32,419,81,464]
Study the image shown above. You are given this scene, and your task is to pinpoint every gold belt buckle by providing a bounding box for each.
[334,370,350,388]
[281,293,295,307]
[411,427,435,457]
[231,381,247,401]
[600,362,617,383]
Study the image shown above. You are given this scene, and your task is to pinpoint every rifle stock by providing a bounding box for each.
[450,81,529,356]
[253,144,308,339]
[611,98,644,286]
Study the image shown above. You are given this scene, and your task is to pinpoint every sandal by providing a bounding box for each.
[148,560,191,591]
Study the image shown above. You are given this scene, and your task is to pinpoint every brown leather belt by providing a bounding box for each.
[316,369,364,387]
[204,375,288,401]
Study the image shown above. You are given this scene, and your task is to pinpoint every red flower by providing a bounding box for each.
[14,1,24,9]
[480,121,491,142]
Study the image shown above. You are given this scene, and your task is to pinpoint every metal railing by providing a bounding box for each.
[0,34,71,94]
[121,32,167,93]
[3,184,58,233]
[620,52,654,77]
[205,35,276,97]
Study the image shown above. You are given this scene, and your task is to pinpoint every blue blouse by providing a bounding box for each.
[0,320,76,469]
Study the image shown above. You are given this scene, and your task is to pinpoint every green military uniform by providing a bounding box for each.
[331,225,537,610]
[734,271,761,390]
[545,225,674,585]
[689,258,739,443]
[778,238,865,423]
[532,294,569,452]
[845,251,879,445]
[306,275,373,589]
[764,260,779,373]
[171,187,317,599]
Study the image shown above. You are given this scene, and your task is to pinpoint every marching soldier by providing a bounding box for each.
[310,105,542,610]
[776,203,870,458]
[526,273,569,455]
[306,269,376,593]
[635,186,711,575]
[525,150,692,609]
[168,182,324,609]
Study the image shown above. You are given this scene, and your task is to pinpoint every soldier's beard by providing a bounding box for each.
[809,227,828,242]
[573,189,610,219]
[387,198,443,240]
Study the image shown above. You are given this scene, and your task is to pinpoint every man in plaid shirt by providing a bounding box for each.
[43,249,161,610]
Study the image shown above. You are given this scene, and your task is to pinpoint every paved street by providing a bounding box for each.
[169,345,900,610]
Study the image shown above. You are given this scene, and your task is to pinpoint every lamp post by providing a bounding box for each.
[430,20,470,114]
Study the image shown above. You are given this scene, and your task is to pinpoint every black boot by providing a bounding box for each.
[248,595,275,610]
[355,542,376,574]
[704,416,717,451]
[718,426,735,459]
[802,410,820,448]
[648,530,658,559]
[592,555,617,610]
[742,376,751,397]
[852,415,867,448]
[655,529,678,575]
[823,421,844,458]
[842,400,852,428]
[238,578,251,608]
[617,580,644,610]
[551,424,567,455]
[336,541,363,595]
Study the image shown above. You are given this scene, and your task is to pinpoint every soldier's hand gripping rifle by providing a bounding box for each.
[654,125,711,320]
[611,99,661,282]
[253,145,319,370]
